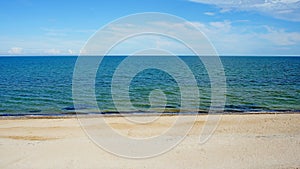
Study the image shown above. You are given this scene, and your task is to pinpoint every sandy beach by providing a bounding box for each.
[0,113,299,169]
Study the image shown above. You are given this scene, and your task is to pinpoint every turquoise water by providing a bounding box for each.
[0,56,299,115]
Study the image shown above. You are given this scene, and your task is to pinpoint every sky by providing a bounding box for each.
[0,0,300,56]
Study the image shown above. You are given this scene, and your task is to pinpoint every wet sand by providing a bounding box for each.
[0,114,299,169]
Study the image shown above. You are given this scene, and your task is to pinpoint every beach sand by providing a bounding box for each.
[0,114,299,169]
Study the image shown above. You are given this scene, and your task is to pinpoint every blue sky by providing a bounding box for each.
[0,0,300,56]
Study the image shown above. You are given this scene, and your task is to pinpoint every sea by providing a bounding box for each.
[0,56,299,116]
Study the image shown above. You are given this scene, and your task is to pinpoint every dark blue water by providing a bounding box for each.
[0,56,299,115]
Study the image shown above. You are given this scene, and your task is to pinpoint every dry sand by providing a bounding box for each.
[0,114,299,169]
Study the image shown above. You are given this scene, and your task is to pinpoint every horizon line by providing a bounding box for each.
[0,54,300,57]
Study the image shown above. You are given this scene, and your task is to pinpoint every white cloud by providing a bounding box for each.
[261,26,300,45]
[80,20,300,55]
[209,20,232,32]
[2,20,300,56]
[204,12,215,16]
[68,49,74,54]
[189,0,300,21]
[8,47,23,54]
[186,20,300,55]
[42,28,97,37]
[0,35,85,55]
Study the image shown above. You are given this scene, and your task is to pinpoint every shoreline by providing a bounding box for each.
[1,111,300,120]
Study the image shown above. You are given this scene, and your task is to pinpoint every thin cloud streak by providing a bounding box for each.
[189,0,300,21]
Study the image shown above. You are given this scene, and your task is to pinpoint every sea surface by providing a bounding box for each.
[0,56,299,116]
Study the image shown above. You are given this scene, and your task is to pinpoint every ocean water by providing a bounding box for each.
[0,56,299,116]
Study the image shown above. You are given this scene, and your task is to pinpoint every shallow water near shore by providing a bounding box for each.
[0,56,299,115]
